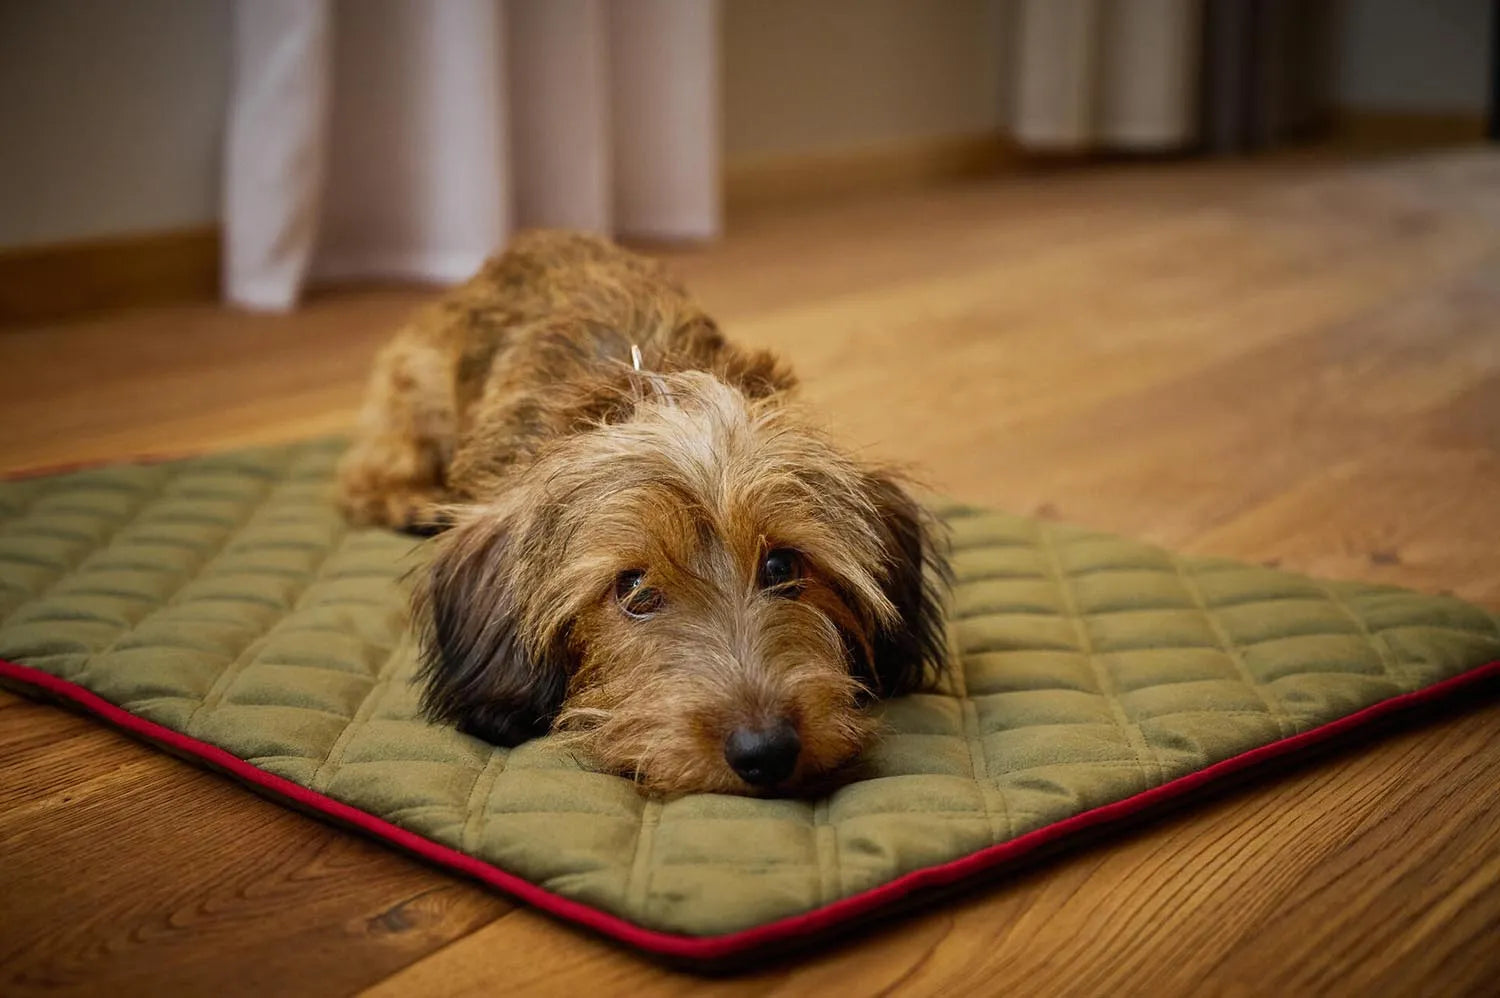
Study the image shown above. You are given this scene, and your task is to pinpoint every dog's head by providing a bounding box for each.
[414,372,950,795]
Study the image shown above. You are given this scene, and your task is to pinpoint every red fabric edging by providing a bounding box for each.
[3,450,207,481]
[3,655,1497,964]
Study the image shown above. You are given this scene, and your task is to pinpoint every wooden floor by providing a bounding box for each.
[3,149,1500,997]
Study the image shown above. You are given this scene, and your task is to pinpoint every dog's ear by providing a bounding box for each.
[679,314,797,399]
[413,510,570,746]
[854,470,952,698]
[724,346,798,400]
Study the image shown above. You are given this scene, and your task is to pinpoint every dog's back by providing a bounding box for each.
[338,231,792,529]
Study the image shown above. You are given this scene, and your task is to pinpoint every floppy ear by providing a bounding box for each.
[856,470,952,698]
[413,511,570,746]
[679,314,798,400]
[723,345,798,400]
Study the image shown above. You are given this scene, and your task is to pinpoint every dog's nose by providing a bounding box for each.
[724,720,801,787]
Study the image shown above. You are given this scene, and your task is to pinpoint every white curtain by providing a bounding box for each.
[1012,0,1201,153]
[223,0,720,311]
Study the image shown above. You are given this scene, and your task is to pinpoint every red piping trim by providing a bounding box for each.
[3,655,1497,963]
[3,450,205,481]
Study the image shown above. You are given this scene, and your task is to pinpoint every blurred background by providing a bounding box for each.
[0,0,1494,318]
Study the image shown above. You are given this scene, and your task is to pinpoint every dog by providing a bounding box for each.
[338,231,950,795]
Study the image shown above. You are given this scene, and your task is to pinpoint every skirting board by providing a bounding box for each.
[0,227,220,327]
[1327,110,1488,154]
[724,134,1017,212]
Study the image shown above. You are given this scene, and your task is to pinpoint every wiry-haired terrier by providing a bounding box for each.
[338,231,950,795]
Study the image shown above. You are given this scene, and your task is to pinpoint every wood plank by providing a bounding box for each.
[0,289,425,474]
[0,697,511,998]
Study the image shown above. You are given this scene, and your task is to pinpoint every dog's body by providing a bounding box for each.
[340,231,949,795]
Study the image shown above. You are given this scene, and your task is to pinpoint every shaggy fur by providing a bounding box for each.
[339,230,950,795]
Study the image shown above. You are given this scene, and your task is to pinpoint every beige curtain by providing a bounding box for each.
[224,0,720,311]
[1012,0,1202,153]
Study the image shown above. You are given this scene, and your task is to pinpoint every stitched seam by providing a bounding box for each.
[1038,523,1164,788]
[1312,580,1405,685]
[367,796,1141,826]
[813,797,841,904]
[950,620,1013,842]
[460,749,509,854]
[181,531,349,737]
[625,799,664,911]
[963,699,1013,843]
[82,450,300,672]
[0,467,174,632]
[307,631,408,793]
[0,478,53,528]
[1172,555,1294,739]
[182,473,351,739]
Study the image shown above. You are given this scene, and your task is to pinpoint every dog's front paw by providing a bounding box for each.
[337,466,448,534]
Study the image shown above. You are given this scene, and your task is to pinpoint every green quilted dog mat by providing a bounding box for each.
[2,438,1498,965]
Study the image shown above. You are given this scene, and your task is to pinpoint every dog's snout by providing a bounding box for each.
[724,719,801,787]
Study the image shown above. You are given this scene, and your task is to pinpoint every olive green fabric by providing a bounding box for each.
[2,438,1497,937]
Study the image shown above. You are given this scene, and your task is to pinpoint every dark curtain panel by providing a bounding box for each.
[1201,0,1337,154]
[1489,0,1500,140]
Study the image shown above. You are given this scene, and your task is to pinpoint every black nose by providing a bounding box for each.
[724,720,801,787]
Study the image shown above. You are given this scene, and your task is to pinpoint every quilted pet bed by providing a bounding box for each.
[2,437,1497,966]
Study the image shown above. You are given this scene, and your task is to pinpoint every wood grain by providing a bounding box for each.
[0,698,511,998]
[2,149,1499,996]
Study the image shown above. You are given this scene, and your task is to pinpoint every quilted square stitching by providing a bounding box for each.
[3,446,1498,942]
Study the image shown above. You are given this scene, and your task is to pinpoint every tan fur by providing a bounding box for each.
[339,230,950,796]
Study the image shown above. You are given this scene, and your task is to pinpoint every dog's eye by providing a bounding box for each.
[615,570,665,618]
[758,548,803,594]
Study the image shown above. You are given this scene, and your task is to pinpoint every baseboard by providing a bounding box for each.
[1326,109,1488,153]
[724,134,1017,213]
[0,227,220,327]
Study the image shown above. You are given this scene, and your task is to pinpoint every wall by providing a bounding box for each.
[0,0,1012,251]
[0,0,231,249]
[1333,0,1492,113]
[722,0,1012,164]
[3,0,1491,253]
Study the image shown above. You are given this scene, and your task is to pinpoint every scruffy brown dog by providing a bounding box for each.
[339,231,949,795]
